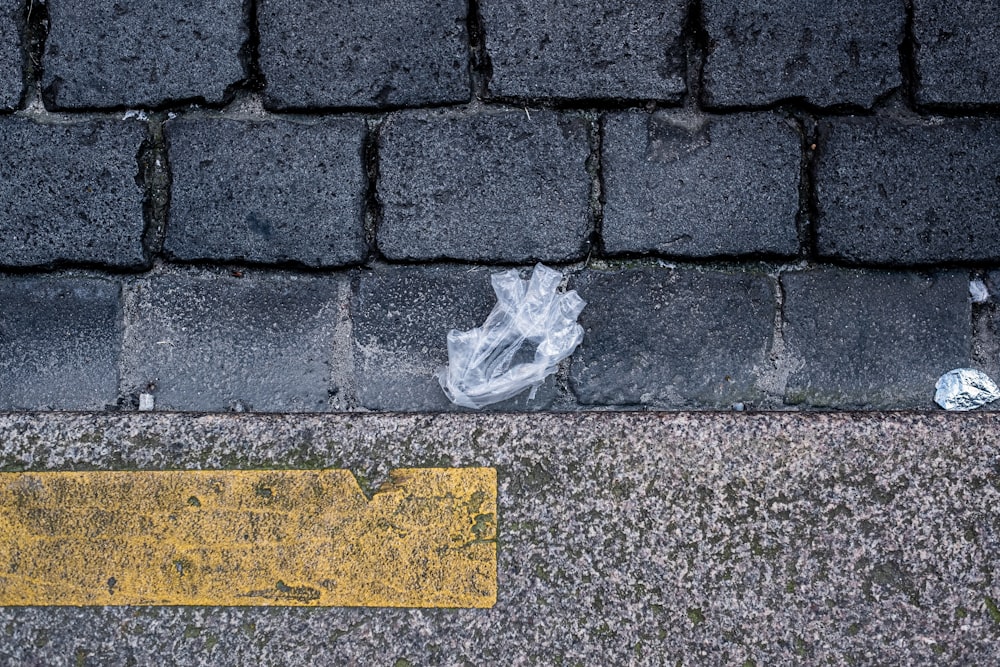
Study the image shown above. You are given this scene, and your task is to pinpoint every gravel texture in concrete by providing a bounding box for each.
[42,0,246,108]
[121,271,348,413]
[782,268,970,408]
[816,117,1000,265]
[0,116,147,268]
[258,0,469,109]
[602,111,801,258]
[480,0,688,101]
[378,109,592,263]
[165,117,368,268]
[914,0,1000,106]
[570,267,776,407]
[702,0,904,108]
[0,411,996,665]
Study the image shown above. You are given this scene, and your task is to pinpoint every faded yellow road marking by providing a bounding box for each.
[0,468,496,607]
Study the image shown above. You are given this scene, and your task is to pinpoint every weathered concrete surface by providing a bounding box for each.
[0,411,996,664]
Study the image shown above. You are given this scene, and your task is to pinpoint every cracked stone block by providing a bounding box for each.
[258,0,469,109]
[480,0,688,101]
[569,267,776,407]
[914,0,1000,106]
[378,109,591,263]
[122,272,347,412]
[0,1,20,109]
[702,0,904,108]
[165,117,368,267]
[0,116,146,268]
[782,268,970,408]
[42,0,246,108]
[816,117,1000,265]
[602,111,801,258]
[0,276,121,410]
[352,265,557,411]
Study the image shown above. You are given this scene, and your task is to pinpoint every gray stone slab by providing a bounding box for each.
[378,109,591,263]
[480,0,687,101]
[816,117,1000,265]
[0,1,20,109]
[0,411,997,664]
[570,267,776,407]
[0,116,147,268]
[702,0,904,108]
[258,0,469,110]
[164,117,368,268]
[783,268,970,408]
[602,111,801,258]
[352,265,557,411]
[0,276,120,410]
[121,271,347,412]
[914,0,1000,106]
[42,0,245,109]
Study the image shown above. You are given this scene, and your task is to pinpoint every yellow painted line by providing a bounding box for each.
[0,468,496,608]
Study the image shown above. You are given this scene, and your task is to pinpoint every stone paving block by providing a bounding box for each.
[0,1,20,109]
[914,0,1000,106]
[782,268,969,408]
[702,0,904,108]
[0,276,120,410]
[816,117,1000,265]
[378,110,591,263]
[121,271,346,412]
[352,265,557,411]
[480,0,687,101]
[42,0,245,108]
[165,117,368,267]
[0,117,146,268]
[4,412,997,663]
[569,268,776,407]
[258,0,469,109]
[602,111,801,257]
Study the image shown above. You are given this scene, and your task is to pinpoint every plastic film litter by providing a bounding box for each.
[439,264,585,409]
[934,368,1000,411]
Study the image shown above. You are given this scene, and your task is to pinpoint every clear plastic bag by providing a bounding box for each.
[439,264,586,409]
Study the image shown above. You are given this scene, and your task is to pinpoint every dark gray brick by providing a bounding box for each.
[0,117,146,268]
[974,272,1000,395]
[569,268,776,407]
[783,268,969,408]
[122,272,346,412]
[165,117,367,268]
[258,0,469,110]
[816,118,1000,265]
[42,0,245,109]
[480,0,687,101]
[602,111,800,258]
[0,276,120,410]
[1,2,20,109]
[702,0,904,108]
[352,265,557,411]
[914,0,1000,106]
[378,110,591,263]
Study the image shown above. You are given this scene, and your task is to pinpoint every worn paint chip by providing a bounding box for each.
[0,468,497,607]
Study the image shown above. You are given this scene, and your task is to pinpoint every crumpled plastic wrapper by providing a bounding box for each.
[439,263,585,409]
[934,368,1000,411]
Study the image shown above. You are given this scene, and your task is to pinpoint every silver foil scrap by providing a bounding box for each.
[934,368,1000,411]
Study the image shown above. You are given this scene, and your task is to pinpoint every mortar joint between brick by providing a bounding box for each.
[796,114,821,261]
[229,0,266,99]
[585,113,605,263]
[19,0,48,111]
[362,118,385,264]
[899,0,919,111]
[466,0,494,100]
[137,115,171,264]
[682,0,708,110]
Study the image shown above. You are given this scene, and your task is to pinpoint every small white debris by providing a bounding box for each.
[970,278,990,304]
[138,393,155,411]
[122,109,148,121]
[934,368,1000,411]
